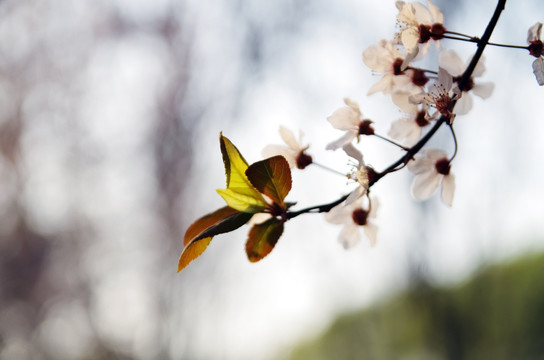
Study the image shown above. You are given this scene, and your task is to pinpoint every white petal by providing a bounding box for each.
[278,126,300,151]
[472,82,494,99]
[362,43,393,73]
[441,173,455,206]
[533,58,544,86]
[401,27,420,53]
[261,145,296,168]
[369,197,379,218]
[528,22,543,43]
[388,118,421,146]
[472,55,487,77]
[397,3,417,25]
[411,2,432,25]
[425,148,448,162]
[324,203,352,225]
[338,223,361,249]
[407,154,433,174]
[327,108,360,130]
[342,143,364,165]
[427,0,444,24]
[453,93,473,116]
[408,92,429,105]
[411,171,441,200]
[345,186,365,205]
[438,67,453,91]
[413,42,430,62]
[392,91,418,113]
[363,223,378,247]
[326,131,357,151]
[439,49,464,76]
[369,74,397,95]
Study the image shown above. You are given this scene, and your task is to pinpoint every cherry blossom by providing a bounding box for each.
[407,148,455,206]
[342,143,370,205]
[388,91,431,146]
[363,39,431,95]
[409,67,460,121]
[438,49,494,115]
[395,0,446,68]
[325,197,379,249]
[326,98,374,150]
[262,126,312,169]
[527,22,544,85]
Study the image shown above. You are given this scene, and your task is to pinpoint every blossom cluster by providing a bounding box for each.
[259,1,539,250]
[178,0,542,272]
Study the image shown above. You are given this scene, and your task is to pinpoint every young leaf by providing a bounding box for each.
[246,155,292,208]
[178,237,213,273]
[218,134,267,212]
[178,206,253,272]
[184,206,241,246]
[246,218,284,263]
[216,188,268,213]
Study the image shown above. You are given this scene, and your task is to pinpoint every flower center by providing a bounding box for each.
[358,120,375,136]
[435,158,450,175]
[430,23,446,40]
[418,24,432,43]
[453,75,474,92]
[356,166,369,189]
[410,69,429,87]
[434,94,453,117]
[352,208,369,226]
[529,40,544,58]
[392,58,405,75]
[415,110,429,127]
[296,151,313,170]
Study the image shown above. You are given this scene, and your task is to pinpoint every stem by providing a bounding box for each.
[311,161,346,176]
[444,30,474,39]
[442,34,478,43]
[487,42,528,50]
[373,133,410,151]
[286,0,507,220]
[448,124,458,162]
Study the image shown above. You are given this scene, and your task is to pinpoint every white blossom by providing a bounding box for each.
[325,197,379,249]
[439,49,494,115]
[262,126,312,169]
[395,0,445,68]
[326,98,374,150]
[527,22,544,86]
[343,143,369,205]
[408,148,455,206]
[389,91,431,146]
[410,67,460,121]
[363,39,412,95]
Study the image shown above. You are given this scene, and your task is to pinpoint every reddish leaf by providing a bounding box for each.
[246,218,284,263]
[246,156,292,208]
[178,206,253,272]
[184,206,240,246]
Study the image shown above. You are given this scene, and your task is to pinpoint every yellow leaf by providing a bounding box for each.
[218,134,267,213]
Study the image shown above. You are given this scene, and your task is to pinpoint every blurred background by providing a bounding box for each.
[1,0,543,359]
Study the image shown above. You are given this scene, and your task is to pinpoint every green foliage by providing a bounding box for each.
[283,252,544,360]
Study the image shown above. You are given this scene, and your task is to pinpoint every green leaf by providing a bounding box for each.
[218,133,267,212]
[246,218,284,263]
[178,206,253,272]
[246,155,292,208]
